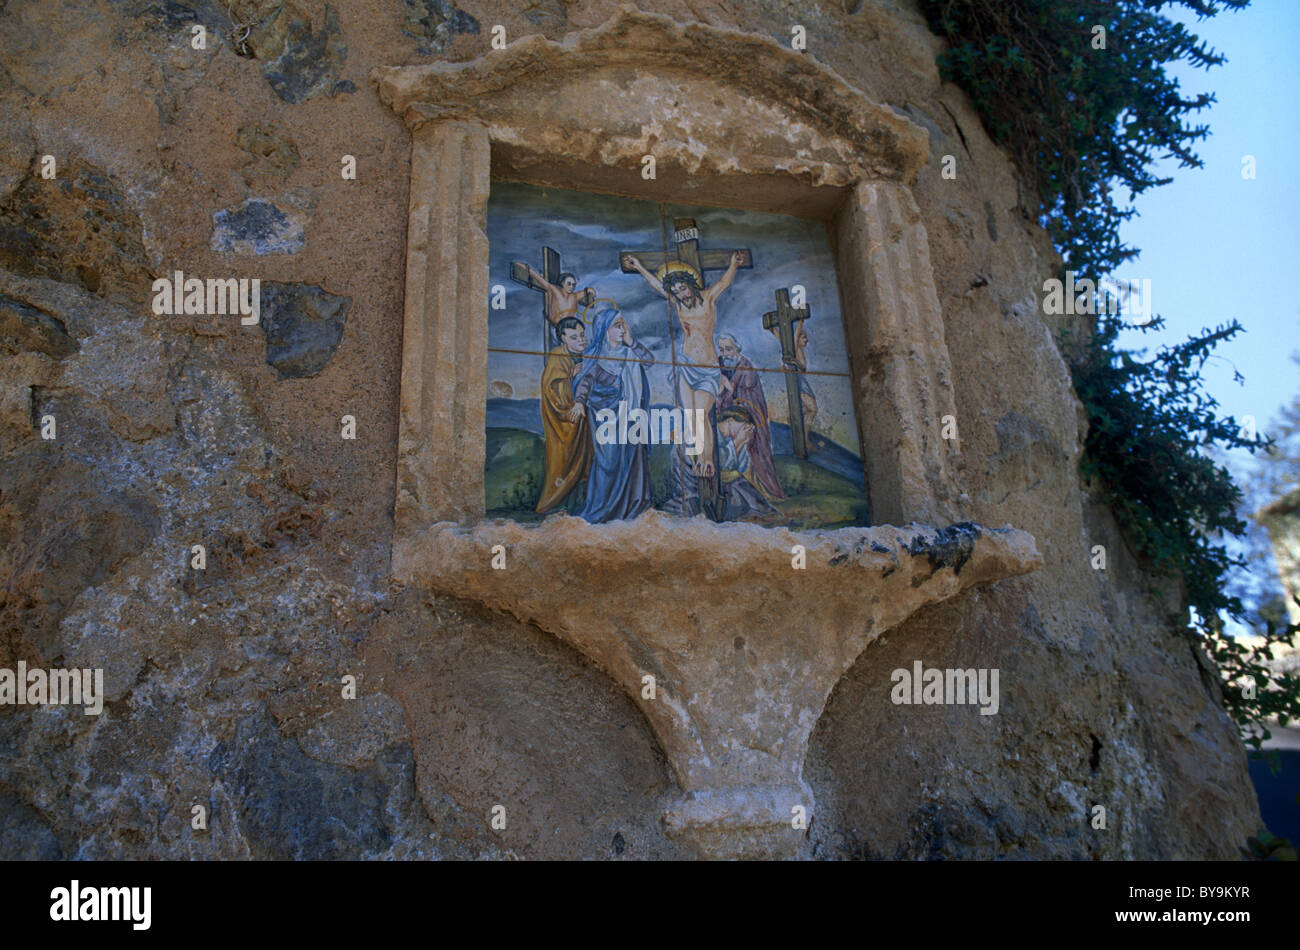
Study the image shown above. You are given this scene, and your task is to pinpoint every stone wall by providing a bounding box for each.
[0,0,1260,859]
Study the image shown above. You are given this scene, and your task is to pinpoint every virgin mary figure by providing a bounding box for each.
[571,308,654,523]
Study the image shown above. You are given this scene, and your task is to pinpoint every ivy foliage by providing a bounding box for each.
[919,0,1248,274]
[918,0,1300,749]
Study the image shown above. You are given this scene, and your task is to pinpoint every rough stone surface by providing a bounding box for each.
[0,0,1263,860]
[259,280,350,377]
[211,196,310,254]
[206,709,415,859]
[394,119,489,529]
[395,513,1042,857]
[402,0,481,54]
[230,1,355,103]
[373,8,931,188]
[0,788,62,859]
[0,292,78,359]
[235,122,301,187]
[0,159,152,297]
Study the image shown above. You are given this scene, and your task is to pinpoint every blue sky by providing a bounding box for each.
[1114,1,1300,621]
[1115,1,1299,470]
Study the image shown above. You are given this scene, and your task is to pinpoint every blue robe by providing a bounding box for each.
[573,310,654,523]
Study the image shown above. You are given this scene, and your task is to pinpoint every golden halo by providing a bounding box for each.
[579,297,620,322]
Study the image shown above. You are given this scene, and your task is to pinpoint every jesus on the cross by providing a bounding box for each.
[622,251,745,476]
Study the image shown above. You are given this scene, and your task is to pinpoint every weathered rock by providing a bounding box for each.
[402,0,480,54]
[233,1,353,103]
[364,591,689,860]
[0,457,161,659]
[235,122,301,187]
[258,281,349,377]
[519,0,566,28]
[0,0,125,96]
[114,0,232,35]
[394,513,1042,858]
[0,292,78,359]
[902,521,980,573]
[0,160,151,298]
[0,789,62,859]
[206,710,409,860]
[211,196,309,254]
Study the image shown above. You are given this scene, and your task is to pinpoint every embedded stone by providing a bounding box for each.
[258,280,349,378]
[239,2,353,104]
[211,197,308,255]
[236,123,301,187]
[0,160,151,298]
[0,292,77,359]
[402,0,480,54]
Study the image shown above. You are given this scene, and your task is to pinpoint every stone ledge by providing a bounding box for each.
[392,512,1041,858]
[393,512,1039,613]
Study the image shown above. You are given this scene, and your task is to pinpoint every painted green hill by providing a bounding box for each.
[486,426,870,527]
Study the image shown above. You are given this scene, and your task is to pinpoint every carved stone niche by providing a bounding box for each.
[373,6,1040,860]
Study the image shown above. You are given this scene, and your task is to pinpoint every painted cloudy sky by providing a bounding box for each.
[486,180,863,452]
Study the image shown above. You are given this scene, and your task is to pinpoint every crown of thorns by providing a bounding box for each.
[656,261,702,288]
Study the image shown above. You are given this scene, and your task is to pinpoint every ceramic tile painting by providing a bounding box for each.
[485,181,870,528]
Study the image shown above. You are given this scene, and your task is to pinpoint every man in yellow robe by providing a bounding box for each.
[536,316,593,513]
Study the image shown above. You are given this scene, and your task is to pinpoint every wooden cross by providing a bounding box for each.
[763,287,812,459]
[618,218,753,288]
[509,245,595,351]
[620,219,753,522]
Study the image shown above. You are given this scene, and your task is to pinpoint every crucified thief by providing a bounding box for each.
[621,251,744,477]
[526,266,594,327]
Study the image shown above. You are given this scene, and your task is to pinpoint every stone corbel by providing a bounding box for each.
[394,516,1040,858]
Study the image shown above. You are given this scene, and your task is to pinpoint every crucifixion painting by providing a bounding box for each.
[620,221,751,519]
[485,180,870,529]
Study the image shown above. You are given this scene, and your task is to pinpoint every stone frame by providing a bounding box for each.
[372,7,1038,859]
[374,6,964,539]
